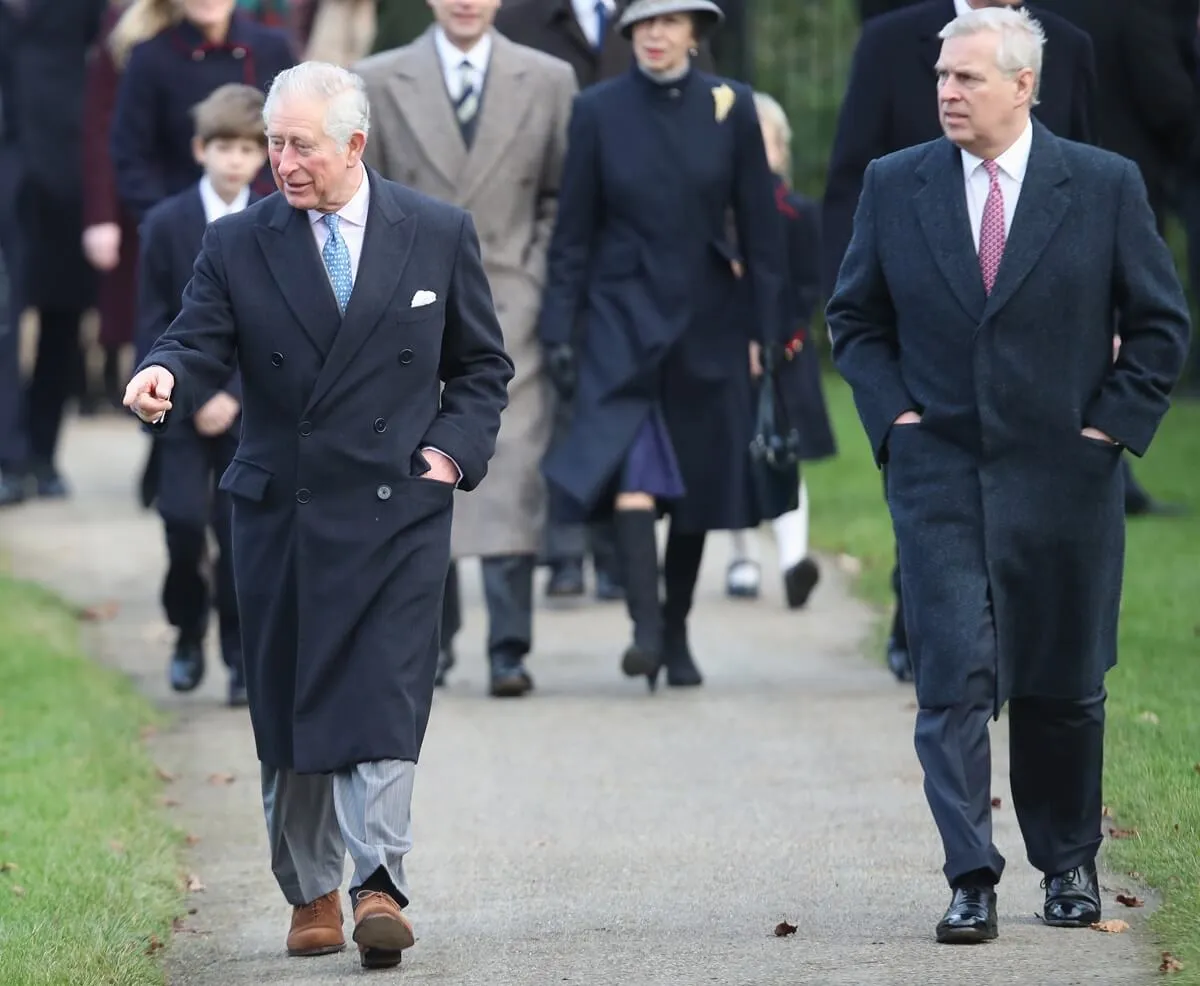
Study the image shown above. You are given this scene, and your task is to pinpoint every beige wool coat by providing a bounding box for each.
[356,29,577,559]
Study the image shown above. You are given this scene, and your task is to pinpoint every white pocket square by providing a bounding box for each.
[411,290,437,308]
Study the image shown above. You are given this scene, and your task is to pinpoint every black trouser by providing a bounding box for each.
[25,306,86,470]
[914,598,1104,887]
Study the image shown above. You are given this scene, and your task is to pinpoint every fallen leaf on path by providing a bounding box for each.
[991,797,1002,808]
[207,772,235,786]
[1109,827,1140,840]
[1091,919,1130,933]
[185,874,206,893]
[1102,805,1113,817]
[77,600,120,622]
[155,767,176,783]
[1115,894,1144,908]
[185,834,201,847]
[1139,710,1160,725]
[145,935,164,955]
[11,885,25,897]
[161,798,180,808]
[835,553,862,576]
[773,921,797,937]
[172,917,186,932]
[0,861,17,874]
[1161,952,1184,973]
[187,907,197,915]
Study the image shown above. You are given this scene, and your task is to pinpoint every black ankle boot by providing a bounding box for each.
[662,528,705,687]
[613,509,663,689]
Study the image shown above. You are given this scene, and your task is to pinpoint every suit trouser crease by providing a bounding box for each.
[261,760,415,908]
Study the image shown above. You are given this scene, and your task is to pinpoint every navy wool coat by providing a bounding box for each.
[538,65,787,532]
[138,172,513,772]
[111,14,295,220]
[827,123,1190,710]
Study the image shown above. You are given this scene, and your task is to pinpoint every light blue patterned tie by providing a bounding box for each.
[321,213,352,314]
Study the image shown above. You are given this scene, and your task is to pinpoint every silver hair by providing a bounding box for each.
[263,61,370,149]
[938,6,1044,103]
[752,90,792,176]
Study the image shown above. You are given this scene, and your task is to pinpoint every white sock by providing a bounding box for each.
[728,528,760,564]
[772,479,809,571]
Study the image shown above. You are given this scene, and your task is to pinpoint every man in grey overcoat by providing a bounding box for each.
[356,0,577,698]
[828,7,1190,944]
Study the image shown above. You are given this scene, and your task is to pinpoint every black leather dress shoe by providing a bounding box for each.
[0,475,27,507]
[783,557,820,609]
[1127,498,1189,517]
[489,657,533,697]
[594,568,624,601]
[227,663,248,707]
[34,471,69,499]
[433,645,455,687]
[936,886,998,944]
[545,559,585,598]
[1043,861,1101,927]
[886,637,914,683]
[169,636,206,693]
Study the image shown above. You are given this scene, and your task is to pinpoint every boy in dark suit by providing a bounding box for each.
[136,83,267,707]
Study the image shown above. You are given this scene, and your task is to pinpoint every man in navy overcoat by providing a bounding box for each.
[125,62,512,970]
[828,7,1189,944]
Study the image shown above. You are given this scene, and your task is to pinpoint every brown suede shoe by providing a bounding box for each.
[352,890,415,956]
[286,889,346,957]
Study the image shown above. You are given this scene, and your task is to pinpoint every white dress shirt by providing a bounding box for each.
[960,120,1033,252]
[308,165,370,286]
[572,0,614,47]
[199,176,251,223]
[953,0,972,15]
[434,27,492,102]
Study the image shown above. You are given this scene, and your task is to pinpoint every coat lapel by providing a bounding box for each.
[458,34,536,206]
[914,139,986,321]
[981,123,1070,321]
[384,31,468,188]
[253,197,342,357]
[305,171,417,414]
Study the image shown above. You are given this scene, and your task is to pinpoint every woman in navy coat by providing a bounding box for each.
[539,0,787,691]
[110,0,294,221]
[726,91,837,610]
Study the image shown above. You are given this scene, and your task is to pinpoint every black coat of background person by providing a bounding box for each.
[859,0,924,22]
[822,0,1097,296]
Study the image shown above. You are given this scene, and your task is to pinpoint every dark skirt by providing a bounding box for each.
[620,404,686,499]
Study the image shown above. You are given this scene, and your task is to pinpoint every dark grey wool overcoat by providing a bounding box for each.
[139,171,513,772]
[828,121,1190,710]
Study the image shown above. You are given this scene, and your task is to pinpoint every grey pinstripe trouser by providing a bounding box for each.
[260,759,415,907]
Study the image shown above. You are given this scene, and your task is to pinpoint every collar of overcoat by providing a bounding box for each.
[252,167,418,416]
[913,117,1071,324]
[380,26,539,204]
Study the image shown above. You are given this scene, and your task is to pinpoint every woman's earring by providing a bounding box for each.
[689,46,699,57]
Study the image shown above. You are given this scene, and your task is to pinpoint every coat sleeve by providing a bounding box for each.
[538,94,601,347]
[419,212,515,492]
[820,23,891,298]
[525,62,578,288]
[111,43,167,220]
[826,160,913,465]
[730,86,787,348]
[134,207,175,371]
[136,221,240,426]
[1084,159,1191,455]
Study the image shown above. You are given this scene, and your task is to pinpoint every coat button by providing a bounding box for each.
[192,49,204,60]
[271,352,284,366]
[296,488,311,504]
[669,87,680,98]
[376,484,392,501]
[298,420,312,436]
[398,349,413,364]
[233,47,246,58]
[373,417,387,433]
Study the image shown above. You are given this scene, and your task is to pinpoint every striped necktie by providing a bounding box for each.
[455,59,479,126]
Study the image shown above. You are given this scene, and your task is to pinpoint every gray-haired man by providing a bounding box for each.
[125,61,513,969]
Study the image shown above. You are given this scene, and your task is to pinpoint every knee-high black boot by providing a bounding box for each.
[662,526,705,687]
[613,508,663,689]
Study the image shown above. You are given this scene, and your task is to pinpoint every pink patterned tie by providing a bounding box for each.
[979,159,1005,295]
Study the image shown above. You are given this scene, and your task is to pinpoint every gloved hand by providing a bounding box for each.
[544,342,577,399]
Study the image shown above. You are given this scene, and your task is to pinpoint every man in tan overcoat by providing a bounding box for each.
[356,0,576,698]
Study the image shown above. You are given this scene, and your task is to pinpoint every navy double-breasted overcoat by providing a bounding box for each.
[538,65,787,532]
[139,172,513,772]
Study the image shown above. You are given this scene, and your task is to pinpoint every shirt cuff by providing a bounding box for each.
[421,446,462,487]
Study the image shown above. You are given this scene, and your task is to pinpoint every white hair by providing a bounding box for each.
[939,6,1044,103]
[263,61,370,150]
[752,90,792,176]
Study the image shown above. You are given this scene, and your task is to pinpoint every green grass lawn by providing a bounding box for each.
[808,372,1200,978]
[0,577,185,986]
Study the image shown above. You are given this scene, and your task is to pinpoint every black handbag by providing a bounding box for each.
[748,345,802,518]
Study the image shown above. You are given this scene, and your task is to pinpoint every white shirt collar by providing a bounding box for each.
[953,0,973,16]
[199,175,250,221]
[434,26,492,76]
[307,164,370,229]
[960,118,1034,184]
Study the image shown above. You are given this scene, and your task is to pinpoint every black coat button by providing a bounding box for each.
[296,488,311,504]
[399,349,413,364]
[373,418,387,433]
[376,484,392,501]
[298,420,312,436]
[271,352,284,366]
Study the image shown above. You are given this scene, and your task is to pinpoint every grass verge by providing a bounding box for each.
[807,372,1200,978]
[0,575,185,986]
